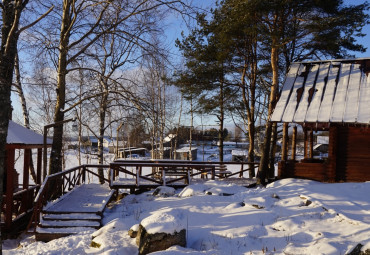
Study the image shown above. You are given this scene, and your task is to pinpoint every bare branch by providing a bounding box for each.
[18,5,55,34]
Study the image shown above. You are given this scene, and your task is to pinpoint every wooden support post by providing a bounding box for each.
[23,149,30,189]
[309,129,314,159]
[22,149,31,212]
[282,123,289,162]
[5,148,15,231]
[82,165,86,183]
[328,126,337,182]
[304,128,308,159]
[291,126,297,161]
[37,148,42,185]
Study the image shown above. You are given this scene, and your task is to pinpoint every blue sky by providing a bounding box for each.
[12,0,370,129]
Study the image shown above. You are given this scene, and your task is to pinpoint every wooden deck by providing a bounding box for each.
[35,183,114,242]
[24,161,258,240]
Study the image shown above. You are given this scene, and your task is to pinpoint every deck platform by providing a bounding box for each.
[35,183,114,242]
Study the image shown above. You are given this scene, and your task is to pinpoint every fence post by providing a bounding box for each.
[82,165,86,184]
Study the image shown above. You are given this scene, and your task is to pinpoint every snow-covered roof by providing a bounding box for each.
[164,134,176,142]
[271,59,370,124]
[7,120,52,146]
[175,147,197,152]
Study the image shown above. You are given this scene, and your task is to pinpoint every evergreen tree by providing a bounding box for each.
[175,12,237,162]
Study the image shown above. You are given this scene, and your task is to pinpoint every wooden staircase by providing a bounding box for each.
[35,183,114,242]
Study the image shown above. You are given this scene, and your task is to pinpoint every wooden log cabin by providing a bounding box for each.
[1,121,52,236]
[271,59,370,182]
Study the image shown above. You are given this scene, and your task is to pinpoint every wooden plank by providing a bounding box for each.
[343,64,362,122]
[330,63,352,122]
[305,63,330,122]
[293,64,320,122]
[357,70,370,124]
[271,63,300,122]
[282,64,307,122]
[318,63,340,122]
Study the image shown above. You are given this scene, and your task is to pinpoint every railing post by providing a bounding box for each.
[82,165,86,184]
[136,169,140,186]
[211,165,215,180]
[239,162,244,178]
[162,169,166,186]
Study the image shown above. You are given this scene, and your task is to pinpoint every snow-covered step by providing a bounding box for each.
[34,183,115,242]
[39,219,101,228]
[42,213,101,221]
[35,226,97,242]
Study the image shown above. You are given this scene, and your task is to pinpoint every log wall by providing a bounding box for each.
[335,126,370,182]
[279,125,370,182]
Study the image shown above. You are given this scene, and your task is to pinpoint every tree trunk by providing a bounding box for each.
[0,0,29,246]
[257,39,279,185]
[97,91,108,184]
[268,122,278,178]
[218,81,225,162]
[14,52,38,183]
[49,0,71,176]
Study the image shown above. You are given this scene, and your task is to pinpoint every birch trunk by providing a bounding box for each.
[49,0,71,176]
[14,52,38,182]
[97,91,108,183]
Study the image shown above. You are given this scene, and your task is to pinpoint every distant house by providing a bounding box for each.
[150,147,172,159]
[81,136,117,152]
[174,147,197,161]
[118,147,147,158]
[271,59,370,182]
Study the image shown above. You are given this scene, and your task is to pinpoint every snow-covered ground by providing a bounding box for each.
[3,178,370,254]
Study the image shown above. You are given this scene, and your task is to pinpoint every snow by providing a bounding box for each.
[330,63,351,122]
[231,149,248,156]
[44,183,113,213]
[282,64,307,122]
[271,63,300,122]
[175,147,197,152]
[305,63,330,122]
[141,209,186,234]
[293,64,319,122]
[4,178,370,255]
[7,120,52,145]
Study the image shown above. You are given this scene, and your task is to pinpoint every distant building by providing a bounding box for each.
[118,147,147,158]
[174,147,197,160]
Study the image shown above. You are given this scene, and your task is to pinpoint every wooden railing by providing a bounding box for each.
[27,164,109,233]
[109,160,260,189]
[112,159,259,178]
[110,161,216,188]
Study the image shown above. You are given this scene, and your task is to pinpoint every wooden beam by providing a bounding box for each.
[282,123,289,161]
[291,126,297,160]
[304,128,308,159]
